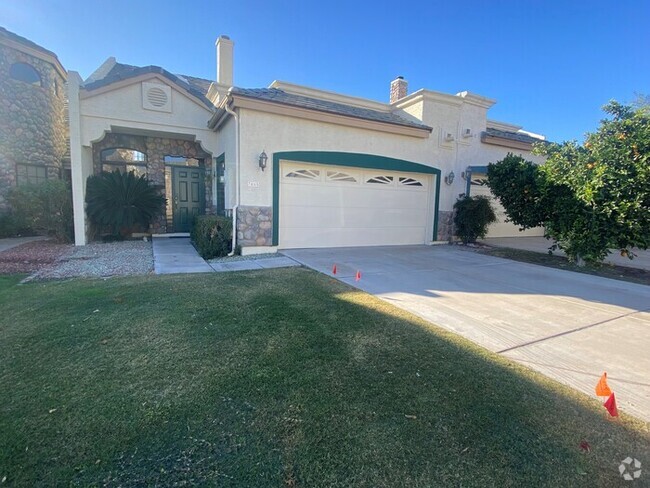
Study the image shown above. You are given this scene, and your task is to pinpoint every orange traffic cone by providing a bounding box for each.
[595,372,612,397]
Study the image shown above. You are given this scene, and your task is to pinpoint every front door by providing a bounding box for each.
[172,166,205,232]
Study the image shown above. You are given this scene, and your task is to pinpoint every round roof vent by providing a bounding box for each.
[146,86,168,107]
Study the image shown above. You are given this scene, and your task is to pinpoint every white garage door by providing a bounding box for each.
[279,162,434,249]
[470,174,544,238]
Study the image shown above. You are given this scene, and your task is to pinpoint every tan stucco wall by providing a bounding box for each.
[234,101,542,214]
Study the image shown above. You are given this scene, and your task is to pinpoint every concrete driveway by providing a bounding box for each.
[283,245,650,422]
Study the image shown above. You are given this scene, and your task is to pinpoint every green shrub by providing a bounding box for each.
[85,171,165,238]
[453,195,497,244]
[191,215,232,259]
[7,180,73,242]
[0,211,32,238]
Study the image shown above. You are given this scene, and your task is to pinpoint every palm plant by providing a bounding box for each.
[85,171,165,237]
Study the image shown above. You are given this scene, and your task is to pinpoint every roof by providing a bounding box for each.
[230,87,432,131]
[82,62,214,109]
[483,127,544,145]
[0,26,58,58]
[0,26,66,76]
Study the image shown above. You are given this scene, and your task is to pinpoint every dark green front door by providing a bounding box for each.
[172,166,205,232]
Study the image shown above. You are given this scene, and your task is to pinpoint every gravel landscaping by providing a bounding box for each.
[28,241,154,280]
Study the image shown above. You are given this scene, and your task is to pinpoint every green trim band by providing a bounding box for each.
[272,151,442,247]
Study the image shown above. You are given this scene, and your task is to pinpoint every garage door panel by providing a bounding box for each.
[279,161,433,249]
[281,188,429,210]
[281,226,427,249]
[281,205,429,229]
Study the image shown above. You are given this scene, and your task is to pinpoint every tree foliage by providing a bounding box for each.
[8,180,74,242]
[487,101,650,263]
[453,195,497,244]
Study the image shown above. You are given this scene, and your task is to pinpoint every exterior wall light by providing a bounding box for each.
[258,150,268,171]
[444,171,455,185]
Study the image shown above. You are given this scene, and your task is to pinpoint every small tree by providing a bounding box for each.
[487,101,650,264]
[85,171,165,238]
[453,195,497,244]
[8,180,74,242]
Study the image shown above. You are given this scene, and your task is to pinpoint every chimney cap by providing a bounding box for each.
[397,76,404,80]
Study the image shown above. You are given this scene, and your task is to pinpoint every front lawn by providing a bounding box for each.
[0,270,648,486]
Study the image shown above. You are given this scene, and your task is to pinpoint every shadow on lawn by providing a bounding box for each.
[0,269,648,487]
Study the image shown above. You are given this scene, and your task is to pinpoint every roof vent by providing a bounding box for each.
[142,82,172,112]
[147,87,167,106]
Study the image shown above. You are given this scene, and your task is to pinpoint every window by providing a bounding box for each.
[398,177,423,187]
[327,171,357,183]
[215,155,225,216]
[164,155,201,167]
[366,175,393,185]
[285,169,320,179]
[100,148,147,176]
[10,63,41,86]
[16,164,47,185]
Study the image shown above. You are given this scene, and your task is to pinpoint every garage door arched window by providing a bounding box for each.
[10,63,42,86]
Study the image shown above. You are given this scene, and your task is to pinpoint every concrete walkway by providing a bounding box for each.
[153,237,213,274]
[284,245,650,422]
[152,236,300,274]
[0,236,47,253]
[481,236,650,271]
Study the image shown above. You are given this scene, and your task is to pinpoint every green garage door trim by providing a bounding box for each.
[272,151,442,247]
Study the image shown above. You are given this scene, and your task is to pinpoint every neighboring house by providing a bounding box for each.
[0,27,69,212]
[2,27,546,251]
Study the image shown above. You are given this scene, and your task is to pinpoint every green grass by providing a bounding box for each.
[0,270,648,487]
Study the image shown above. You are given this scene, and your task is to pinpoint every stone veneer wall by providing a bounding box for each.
[437,210,455,242]
[92,133,213,234]
[236,206,273,247]
[0,44,67,211]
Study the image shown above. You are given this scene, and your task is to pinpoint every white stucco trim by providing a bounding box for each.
[68,72,90,245]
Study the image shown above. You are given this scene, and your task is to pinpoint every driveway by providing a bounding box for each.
[283,245,650,422]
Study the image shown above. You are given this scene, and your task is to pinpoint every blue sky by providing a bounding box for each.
[2,0,648,142]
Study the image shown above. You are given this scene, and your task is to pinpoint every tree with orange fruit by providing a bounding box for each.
[487,100,649,264]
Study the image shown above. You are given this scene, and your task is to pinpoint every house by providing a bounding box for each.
[2,28,546,251]
[0,27,69,212]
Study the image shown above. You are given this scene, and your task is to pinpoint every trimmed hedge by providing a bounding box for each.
[453,195,497,244]
[191,215,232,259]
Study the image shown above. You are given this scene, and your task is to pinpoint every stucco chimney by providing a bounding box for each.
[390,76,408,103]
[216,35,234,86]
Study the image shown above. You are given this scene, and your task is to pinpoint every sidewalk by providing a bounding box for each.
[152,236,299,274]
[0,236,47,253]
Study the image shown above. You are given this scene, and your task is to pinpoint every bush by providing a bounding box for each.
[453,195,497,244]
[0,211,32,238]
[7,180,73,242]
[85,171,165,238]
[191,215,232,259]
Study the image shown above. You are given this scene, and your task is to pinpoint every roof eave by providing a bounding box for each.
[230,93,432,137]
[481,132,534,151]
